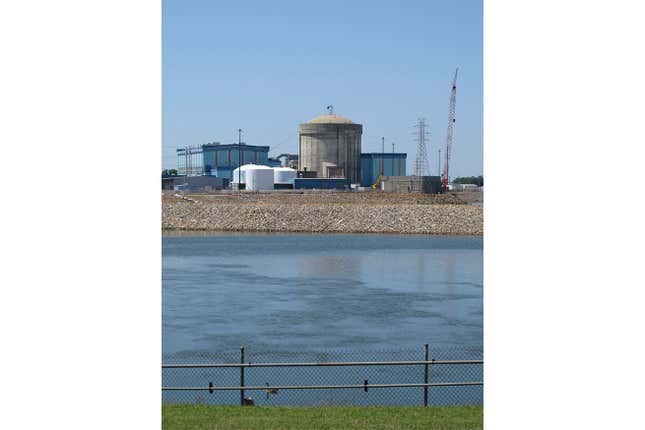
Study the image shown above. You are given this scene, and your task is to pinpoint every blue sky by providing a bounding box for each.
[163,0,482,177]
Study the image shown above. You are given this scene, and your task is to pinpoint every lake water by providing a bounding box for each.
[163,233,482,405]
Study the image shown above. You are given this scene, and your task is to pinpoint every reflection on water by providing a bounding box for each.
[300,255,363,279]
[163,233,482,359]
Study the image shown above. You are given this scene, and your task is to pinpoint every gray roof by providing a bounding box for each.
[307,114,354,124]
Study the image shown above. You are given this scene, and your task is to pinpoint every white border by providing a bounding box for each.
[0,1,161,428]
[485,1,645,428]
[2,1,645,428]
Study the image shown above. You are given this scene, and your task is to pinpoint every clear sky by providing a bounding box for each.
[163,0,482,177]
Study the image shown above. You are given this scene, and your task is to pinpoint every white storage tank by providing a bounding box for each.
[273,167,297,184]
[231,164,268,185]
[245,165,274,191]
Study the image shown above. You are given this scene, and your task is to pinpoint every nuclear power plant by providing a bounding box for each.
[168,106,429,192]
[297,111,363,184]
[168,100,465,193]
[164,68,466,194]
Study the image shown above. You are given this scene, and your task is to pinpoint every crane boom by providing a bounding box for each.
[441,68,458,191]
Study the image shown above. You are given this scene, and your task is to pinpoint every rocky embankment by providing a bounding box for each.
[162,192,483,235]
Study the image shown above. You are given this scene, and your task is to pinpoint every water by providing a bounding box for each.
[163,233,482,355]
[162,233,482,405]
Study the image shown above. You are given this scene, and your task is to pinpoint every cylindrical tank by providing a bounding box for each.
[298,113,362,184]
[273,167,297,184]
[245,165,274,191]
[231,164,266,184]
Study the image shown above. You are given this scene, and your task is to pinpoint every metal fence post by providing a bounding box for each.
[240,346,245,405]
[423,343,429,407]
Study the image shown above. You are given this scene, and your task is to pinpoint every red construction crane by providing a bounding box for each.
[441,68,458,191]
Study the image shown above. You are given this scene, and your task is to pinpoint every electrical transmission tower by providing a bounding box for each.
[441,68,458,190]
[414,118,430,176]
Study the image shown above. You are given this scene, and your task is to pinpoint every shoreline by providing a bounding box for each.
[162,193,483,236]
[162,227,482,237]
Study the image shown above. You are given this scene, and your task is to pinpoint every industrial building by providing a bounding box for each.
[176,146,204,176]
[177,143,269,180]
[170,176,229,192]
[381,176,442,194]
[293,178,350,190]
[360,153,407,187]
[298,113,362,184]
[169,108,449,193]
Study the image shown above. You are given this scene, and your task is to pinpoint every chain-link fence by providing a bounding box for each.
[162,345,482,406]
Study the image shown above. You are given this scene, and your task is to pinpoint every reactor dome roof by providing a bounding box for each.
[307,114,354,124]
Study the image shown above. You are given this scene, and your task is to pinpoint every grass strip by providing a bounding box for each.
[162,404,483,430]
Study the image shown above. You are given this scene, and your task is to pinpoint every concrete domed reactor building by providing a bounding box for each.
[298,107,362,184]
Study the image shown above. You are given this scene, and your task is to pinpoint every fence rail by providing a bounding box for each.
[162,345,483,407]
[162,359,483,369]
[163,382,483,391]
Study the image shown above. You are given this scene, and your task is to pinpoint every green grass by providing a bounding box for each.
[162,404,483,430]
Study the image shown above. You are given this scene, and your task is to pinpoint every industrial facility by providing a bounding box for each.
[177,142,269,179]
[360,153,407,188]
[297,112,362,184]
[169,69,462,194]
[169,111,433,192]
[231,164,275,191]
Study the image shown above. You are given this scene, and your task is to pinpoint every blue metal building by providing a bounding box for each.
[360,153,407,187]
[177,143,269,180]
